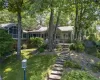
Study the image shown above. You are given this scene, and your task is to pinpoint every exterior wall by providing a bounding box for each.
[2,24,73,43]
[56,30,72,43]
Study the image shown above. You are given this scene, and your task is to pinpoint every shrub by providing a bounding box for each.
[70,41,85,52]
[0,29,14,57]
[96,51,100,58]
[56,45,62,51]
[61,70,98,80]
[88,34,97,41]
[22,44,27,49]
[64,60,81,69]
[38,47,45,53]
[69,43,75,50]
[30,37,44,48]
[40,44,47,49]
[75,41,85,52]
[92,61,100,72]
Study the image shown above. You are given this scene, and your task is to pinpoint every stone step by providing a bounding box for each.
[54,64,63,67]
[55,62,64,65]
[52,67,63,71]
[56,60,64,63]
[49,74,61,80]
[51,70,62,75]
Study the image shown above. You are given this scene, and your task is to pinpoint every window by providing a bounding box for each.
[9,26,18,38]
[23,33,27,38]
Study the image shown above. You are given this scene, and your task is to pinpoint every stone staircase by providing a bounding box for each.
[46,51,69,80]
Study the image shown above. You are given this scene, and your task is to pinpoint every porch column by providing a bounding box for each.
[71,31,73,43]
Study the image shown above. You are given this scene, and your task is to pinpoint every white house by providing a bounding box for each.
[0,23,74,43]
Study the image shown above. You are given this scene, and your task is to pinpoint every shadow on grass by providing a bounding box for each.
[0,51,57,80]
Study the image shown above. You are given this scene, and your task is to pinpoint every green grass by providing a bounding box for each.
[0,49,57,80]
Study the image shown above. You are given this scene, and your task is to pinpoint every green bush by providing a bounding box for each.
[0,29,14,57]
[61,70,98,80]
[75,41,85,52]
[38,47,45,53]
[88,34,97,41]
[56,45,62,51]
[70,41,85,52]
[30,37,44,48]
[69,43,75,50]
[93,62,100,72]
[40,44,47,49]
[64,60,81,69]
[22,44,27,49]
[96,51,100,58]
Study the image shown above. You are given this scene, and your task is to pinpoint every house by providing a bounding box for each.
[0,23,74,43]
[0,23,27,40]
[0,23,20,39]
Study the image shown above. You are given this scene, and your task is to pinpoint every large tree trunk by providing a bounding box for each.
[74,0,79,40]
[17,11,21,59]
[53,10,61,42]
[48,8,54,51]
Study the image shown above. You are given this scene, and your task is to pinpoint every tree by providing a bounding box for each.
[0,29,14,58]
[8,0,25,59]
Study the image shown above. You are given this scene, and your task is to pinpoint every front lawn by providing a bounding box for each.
[0,49,57,80]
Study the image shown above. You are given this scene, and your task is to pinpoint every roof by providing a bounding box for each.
[35,27,47,32]
[24,26,74,33]
[23,27,48,33]
[96,25,100,32]
[0,23,16,29]
[58,26,74,31]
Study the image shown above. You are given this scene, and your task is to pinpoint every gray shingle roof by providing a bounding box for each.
[0,23,16,29]
[58,26,74,31]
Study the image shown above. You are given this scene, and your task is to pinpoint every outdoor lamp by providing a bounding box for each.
[22,59,27,69]
[22,59,27,80]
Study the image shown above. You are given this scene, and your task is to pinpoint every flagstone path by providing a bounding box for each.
[47,50,70,80]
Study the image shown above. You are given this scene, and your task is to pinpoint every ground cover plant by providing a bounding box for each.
[0,49,57,80]
[64,60,81,69]
[61,70,98,80]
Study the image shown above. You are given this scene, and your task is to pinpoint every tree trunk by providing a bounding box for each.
[48,8,54,51]
[17,11,21,59]
[74,0,79,40]
[53,10,61,42]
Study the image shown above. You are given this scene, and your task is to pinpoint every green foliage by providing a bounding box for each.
[0,0,3,10]
[0,10,17,23]
[88,34,97,41]
[96,51,100,58]
[56,45,62,51]
[22,44,27,49]
[0,29,14,57]
[61,70,98,80]
[92,62,100,72]
[38,47,45,53]
[30,37,44,48]
[70,41,85,52]
[69,43,76,50]
[0,49,57,80]
[38,44,47,53]
[75,41,85,52]
[64,60,81,69]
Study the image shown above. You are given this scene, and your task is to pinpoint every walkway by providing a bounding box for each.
[47,50,70,80]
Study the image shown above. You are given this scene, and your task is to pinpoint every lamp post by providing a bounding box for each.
[22,59,27,80]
